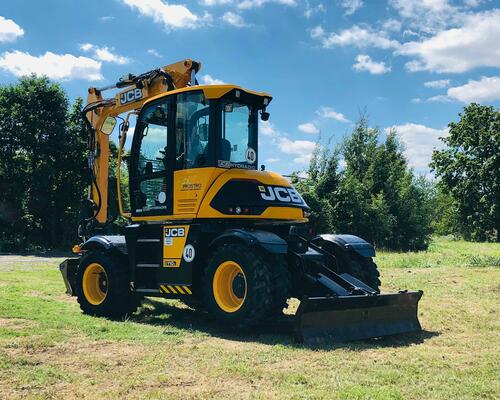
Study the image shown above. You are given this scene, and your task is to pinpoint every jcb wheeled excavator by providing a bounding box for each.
[60,59,422,342]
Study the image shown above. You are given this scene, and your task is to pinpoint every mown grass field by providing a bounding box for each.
[0,238,499,399]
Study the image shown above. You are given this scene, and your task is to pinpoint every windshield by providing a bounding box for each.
[218,99,258,169]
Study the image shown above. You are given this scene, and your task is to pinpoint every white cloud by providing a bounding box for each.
[424,79,450,89]
[310,25,325,39]
[200,0,232,5]
[386,123,449,169]
[398,10,500,73]
[0,16,24,43]
[238,0,297,10]
[221,12,246,27]
[265,157,280,163]
[278,137,316,164]
[80,43,130,64]
[311,25,400,50]
[382,18,402,32]
[0,50,103,81]
[390,0,453,17]
[389,0,459,33]
[305,2,326,18]
[260,121,278,137]
[147,48,162,57]
[353,54,390,74]
[340,0,363,16]
[80,43,93,52]
[316,106,349,122]
[121,0,206,29]
[446,76,500,103]
[427,94,452,103]
[298,122,320,134]
[99,16,115,22]
[201,74,225,85]
[260,121,316,165]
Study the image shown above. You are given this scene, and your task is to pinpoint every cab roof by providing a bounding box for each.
[144,84,272,105]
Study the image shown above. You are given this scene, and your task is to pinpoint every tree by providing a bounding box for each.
[295,115,432,251]
[0,76,87,250]
[431,103,500,242]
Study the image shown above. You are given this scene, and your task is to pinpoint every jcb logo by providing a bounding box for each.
[258,186,303,204]
[165,228,185,237]
[120,88,142,105]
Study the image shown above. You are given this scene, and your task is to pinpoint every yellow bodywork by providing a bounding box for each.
[85,58,305,227]
[130,167,307,224]
[162,225,190,267]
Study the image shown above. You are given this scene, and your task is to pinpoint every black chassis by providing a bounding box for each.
[60,221,376,300]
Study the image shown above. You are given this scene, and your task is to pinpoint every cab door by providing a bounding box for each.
[130,97,175,218]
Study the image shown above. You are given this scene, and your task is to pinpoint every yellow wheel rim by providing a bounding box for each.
[82,263,108,306]
[213,261,247,313]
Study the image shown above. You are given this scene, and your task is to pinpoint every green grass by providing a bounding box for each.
[0,238,499,399]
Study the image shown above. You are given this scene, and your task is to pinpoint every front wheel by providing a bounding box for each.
[203,244,277,330]
[76,251,138,318]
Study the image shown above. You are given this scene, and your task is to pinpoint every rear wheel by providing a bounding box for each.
[203,244,275,329]
[343,254,381,292]
[318,242,381,291]
[76,251,138,318]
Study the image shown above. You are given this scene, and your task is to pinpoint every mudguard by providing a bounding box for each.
[80,235,128,255]
[209,229,288,254]
[313,234,375,258]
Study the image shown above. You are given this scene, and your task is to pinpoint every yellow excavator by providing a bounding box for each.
[60,59,422,342]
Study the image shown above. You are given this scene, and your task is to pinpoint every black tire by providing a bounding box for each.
[76,250,138,318]
[180,297,201,310]
[268,255,291,316]
[319,242,381,291]
[343,254,381,292]
[203,244,274,330]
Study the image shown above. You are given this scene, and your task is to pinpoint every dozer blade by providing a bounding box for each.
[294,290,423,343]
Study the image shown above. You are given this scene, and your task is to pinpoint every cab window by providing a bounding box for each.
[176,91,210,169]
[219,100,257,168]
[137,103,169,174]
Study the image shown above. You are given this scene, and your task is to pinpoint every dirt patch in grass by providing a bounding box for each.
[0,318,36,330]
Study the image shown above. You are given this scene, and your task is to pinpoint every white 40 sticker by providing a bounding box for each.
[183,244,195,262]
[246,147,256,164]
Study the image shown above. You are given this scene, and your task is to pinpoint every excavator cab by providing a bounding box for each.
[130,86,271,217]
[60,59,423,343]
[127,86,268,219]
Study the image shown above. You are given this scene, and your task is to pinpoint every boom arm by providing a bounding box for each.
[82,59,201,231]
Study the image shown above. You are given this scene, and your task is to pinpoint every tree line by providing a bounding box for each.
[0,76,498,251]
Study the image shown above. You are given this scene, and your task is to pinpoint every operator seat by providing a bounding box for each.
[221,138,231,161]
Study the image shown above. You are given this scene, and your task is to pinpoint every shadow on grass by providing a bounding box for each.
[130,298,439,351]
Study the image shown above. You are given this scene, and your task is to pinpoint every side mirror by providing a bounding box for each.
[260,111,270,121]
[101,116,117,135]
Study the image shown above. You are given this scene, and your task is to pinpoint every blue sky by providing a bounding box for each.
[1,0,499,175]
